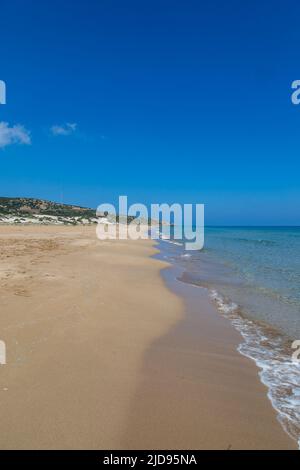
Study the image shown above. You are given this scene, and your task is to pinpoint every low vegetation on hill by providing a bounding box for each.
[0,197,141,225]
[0,197,98,225]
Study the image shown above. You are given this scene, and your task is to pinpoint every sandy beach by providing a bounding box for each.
[0,226,296,449]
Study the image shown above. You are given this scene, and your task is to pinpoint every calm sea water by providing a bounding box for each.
[159,226,300,447]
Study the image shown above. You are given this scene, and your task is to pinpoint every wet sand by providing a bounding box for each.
[122,263,296,449]
[0,226,296,449]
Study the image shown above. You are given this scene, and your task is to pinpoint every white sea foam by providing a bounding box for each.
[209,289,300,449]
[160,237,182,246]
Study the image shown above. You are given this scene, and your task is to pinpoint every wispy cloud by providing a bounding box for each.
[51,122,77,136]
[0,121,31,149]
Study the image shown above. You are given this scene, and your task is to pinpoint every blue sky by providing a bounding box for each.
[0,0,300,225]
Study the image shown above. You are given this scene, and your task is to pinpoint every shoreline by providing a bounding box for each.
[122,240,297,449]
[158,236,300,448]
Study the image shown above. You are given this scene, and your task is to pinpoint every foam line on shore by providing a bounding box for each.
[209,289,300,448]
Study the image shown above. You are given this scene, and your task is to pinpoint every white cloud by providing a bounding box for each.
[51,122,77,136]
[0,121,31,148]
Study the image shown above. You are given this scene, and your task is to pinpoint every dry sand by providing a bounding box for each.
[0,226,296,449]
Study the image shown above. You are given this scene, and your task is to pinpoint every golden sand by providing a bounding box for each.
[0,226,296,449]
